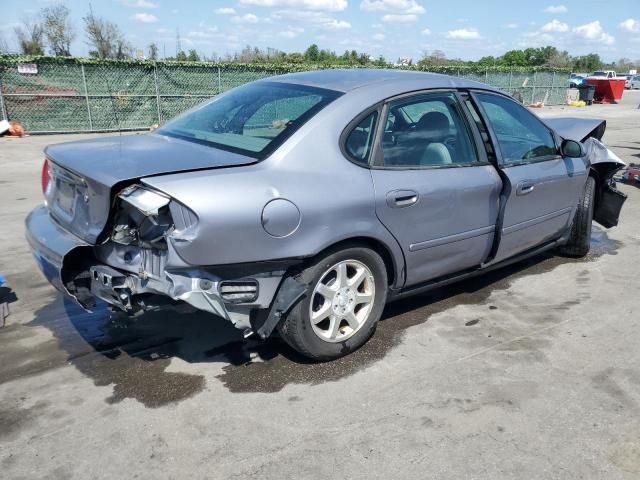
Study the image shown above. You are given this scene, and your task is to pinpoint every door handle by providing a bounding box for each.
[516,181,535,196]
[386,190,419,208]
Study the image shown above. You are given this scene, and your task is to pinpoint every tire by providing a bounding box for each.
[559,176,596,257]
[277,245,388,361]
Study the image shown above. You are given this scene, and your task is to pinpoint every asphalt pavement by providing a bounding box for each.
[1,90,639,479]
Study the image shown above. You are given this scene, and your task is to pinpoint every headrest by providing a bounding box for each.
[416,111,450,132]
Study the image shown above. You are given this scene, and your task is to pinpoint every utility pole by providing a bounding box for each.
[176,28,181,57]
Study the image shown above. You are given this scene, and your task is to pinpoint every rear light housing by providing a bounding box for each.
[41,158,51,200]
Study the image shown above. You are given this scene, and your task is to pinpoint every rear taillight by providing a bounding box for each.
[41,158,50,196]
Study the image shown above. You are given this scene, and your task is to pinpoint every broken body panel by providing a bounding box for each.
[543,116,627,227]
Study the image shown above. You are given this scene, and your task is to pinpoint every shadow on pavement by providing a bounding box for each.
[20,228,620,404]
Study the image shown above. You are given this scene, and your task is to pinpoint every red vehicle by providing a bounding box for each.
[622,167,640,186]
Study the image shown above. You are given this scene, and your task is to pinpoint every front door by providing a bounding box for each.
[468,91,588,263]
[370,91,502,287]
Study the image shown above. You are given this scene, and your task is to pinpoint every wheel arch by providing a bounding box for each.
[303,236,402,289]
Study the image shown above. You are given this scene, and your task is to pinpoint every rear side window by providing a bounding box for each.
[345,112,378,165]
[380,93,479,168]
[475,93,557,164]
[159,82,341,159]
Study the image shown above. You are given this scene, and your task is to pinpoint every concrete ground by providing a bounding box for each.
[1,91,639,479]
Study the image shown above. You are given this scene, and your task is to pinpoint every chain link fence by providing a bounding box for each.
[0,60,569,134]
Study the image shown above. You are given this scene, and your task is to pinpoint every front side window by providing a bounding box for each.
[380,93,479,167]
[345,112,378,165]
[475,93,557,164]
[159,82,341,158]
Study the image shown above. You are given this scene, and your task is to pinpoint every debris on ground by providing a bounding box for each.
[0,274,9,326]
[0,120,26,138]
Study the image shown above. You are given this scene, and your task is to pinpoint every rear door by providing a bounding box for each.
[369,91,502,287]
[467,91,588,263]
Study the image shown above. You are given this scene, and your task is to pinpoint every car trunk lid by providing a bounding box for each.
[45,133,257,244]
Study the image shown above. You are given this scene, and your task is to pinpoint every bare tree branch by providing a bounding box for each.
[41,4,75,56]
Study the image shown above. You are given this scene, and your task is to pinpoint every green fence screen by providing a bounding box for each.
[0,58,569,134]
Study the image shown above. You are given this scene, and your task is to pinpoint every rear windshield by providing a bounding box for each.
[158,81,342,159]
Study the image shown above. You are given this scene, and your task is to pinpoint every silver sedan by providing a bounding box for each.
[26,69,626,360]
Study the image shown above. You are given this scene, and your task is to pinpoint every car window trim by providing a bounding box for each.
[339,102,383,168]
[468,90,562,167]
[458,90,499,165]
[370,89,491,170]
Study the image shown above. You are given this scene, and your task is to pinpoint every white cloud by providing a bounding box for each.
[446,28,481,40]
[421,28,431,35]
[541,19,569,33]
[619,18,640,33]
[360,0,425,15]
[280,27,304,37]
[382,14,418,23]
[572,20,615,45]
[0,22,20,32]
[544,5,567,13]
[504,23,518,29]
[239,0,347,11]
[121,0,158,8]
[131,12,158,23]
[187,27,219,38]
[519,31,555,46]
[232,13,260,24]
[215,7,237,15]
[325,19,351,29]
[372,32,385,40]
[272,10,350,29]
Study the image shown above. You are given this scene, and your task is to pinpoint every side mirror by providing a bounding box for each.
[561,139,583,158]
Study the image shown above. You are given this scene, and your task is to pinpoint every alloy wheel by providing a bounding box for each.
[309,259,376,343]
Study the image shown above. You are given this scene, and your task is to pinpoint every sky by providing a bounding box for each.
[1,0,639,62]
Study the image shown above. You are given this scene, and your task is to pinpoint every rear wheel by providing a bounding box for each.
[277,246,387,361]
[559,176,596,257]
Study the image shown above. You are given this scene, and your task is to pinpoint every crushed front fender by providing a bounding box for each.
[582,137,627,228]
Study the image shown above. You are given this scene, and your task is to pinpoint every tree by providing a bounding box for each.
[501,49,527,66]
[175,50,188,61]
[546,50,572,69]
[573,53,602,72]
[372,55,387,67]
[148,42,158,60]
[41,4,75,56]
[418,49,447,66]
[83,8,130,59]
[0,34,9,53]
[304,44,320,62]
[187,49,200,62]
[285,52,304,63]
[14,16,45,55]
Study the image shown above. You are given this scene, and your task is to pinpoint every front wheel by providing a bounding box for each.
[559,176,596,257]
[277,246,388,361]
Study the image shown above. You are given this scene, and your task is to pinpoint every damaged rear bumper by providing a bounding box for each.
[25,205,88,293]
[25,205,300,336]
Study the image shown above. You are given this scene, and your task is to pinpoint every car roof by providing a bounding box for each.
[264,68,501,95]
